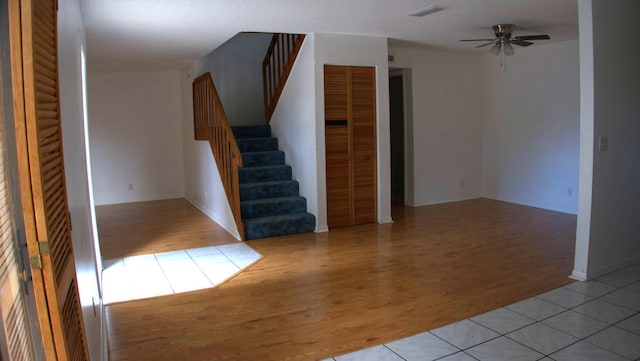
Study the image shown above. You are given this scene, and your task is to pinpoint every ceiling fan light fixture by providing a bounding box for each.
[504,42,515,56]
[490,42,501,56]
[407,5,443,17]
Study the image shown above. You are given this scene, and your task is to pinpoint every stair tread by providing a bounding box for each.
[240,165,291,170]
[241,151,285,167]
[231,125,271,138]
[236,137,277,141]
[240,180,297,186]
[236,137,278,152]
[241,196,304,205]
[244,212,315,223]
[241,150,283,155]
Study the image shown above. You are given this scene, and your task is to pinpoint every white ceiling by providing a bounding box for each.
[80,0,578,71]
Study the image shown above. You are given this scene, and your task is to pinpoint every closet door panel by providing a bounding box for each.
[324,66,353,227]
[350,67,376,224]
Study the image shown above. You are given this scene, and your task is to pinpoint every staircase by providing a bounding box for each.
[233,125,315,240]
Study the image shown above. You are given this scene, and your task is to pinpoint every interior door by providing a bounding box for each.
[350,67,376,224]
[8,0,89,359]
[324,66,352,227]
[0,32,44,360]
[324,65,377,228]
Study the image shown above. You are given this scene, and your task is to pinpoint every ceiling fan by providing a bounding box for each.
[460,24,550,56]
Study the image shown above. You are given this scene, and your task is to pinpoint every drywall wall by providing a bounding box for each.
[180,65,240,239]
[574,0,640,279]
[482,41,580,214]
[269,34,320,228]
[573,0,595,281]
[314,33,393,227]
[87,70,185,205]
[57,0,105,359]
[387,45,483,206]
[194,33,273,126]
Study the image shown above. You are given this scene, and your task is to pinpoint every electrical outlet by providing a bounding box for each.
[460,179,465,188]
[204,191,208,199]
[568,187,573,197]
[128,183,133,191]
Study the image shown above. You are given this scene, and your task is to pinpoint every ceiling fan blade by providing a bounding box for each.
[515,34,550,41]
[475,41,496,48]
[459,39,495,42]
[512,39,534,47]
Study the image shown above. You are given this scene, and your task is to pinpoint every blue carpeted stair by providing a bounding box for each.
[233,125,315,240]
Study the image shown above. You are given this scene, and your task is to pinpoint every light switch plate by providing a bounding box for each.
[598,136,608,151]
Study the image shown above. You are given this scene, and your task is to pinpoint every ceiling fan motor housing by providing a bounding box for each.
[493,24,514,41]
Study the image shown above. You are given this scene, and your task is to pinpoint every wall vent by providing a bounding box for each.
[407,5,443,17]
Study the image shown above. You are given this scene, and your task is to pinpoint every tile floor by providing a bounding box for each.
[326,263,640,361]
[102,243,262,304]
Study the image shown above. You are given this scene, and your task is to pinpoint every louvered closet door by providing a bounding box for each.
[324,66,352,227]
[350,67,376,224]
[324,66,377,228]
[9,0,89,359]
[0,51,38,361]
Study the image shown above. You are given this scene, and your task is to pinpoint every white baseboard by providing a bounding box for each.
[315,225,329,233]
[184,196,241,240]
[378,217,394,224]
[482,196,577,215]
[95,193,184,206]
[587,254,640,280]
[570,270,587,281]
[411,196,483,208]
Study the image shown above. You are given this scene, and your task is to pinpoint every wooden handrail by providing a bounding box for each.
[193,73,245,240]
[262,33,306,123]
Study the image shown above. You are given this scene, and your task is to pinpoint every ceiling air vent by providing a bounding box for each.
[407,5,443,17]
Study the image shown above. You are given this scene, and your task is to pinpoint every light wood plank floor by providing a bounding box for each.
[104,198,576,361]
[97,198,240,259]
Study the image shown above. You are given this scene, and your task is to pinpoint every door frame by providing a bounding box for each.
[389,68,414,207]
[323,65,378,228]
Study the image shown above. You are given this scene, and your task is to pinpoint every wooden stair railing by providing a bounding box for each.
[262,33,306,122]
[193,72,245,239]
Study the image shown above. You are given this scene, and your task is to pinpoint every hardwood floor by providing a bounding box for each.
[97,198,240,259]
[105,198,576,361]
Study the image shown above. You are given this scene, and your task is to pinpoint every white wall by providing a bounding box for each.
[387,46,484,206]
[269,34,320,228]
[87,70,185,205]
[194,33,272,126]
[57,0,105,359]
[482,41,580,214]
[180,65,240,239]
[574,0,640,279]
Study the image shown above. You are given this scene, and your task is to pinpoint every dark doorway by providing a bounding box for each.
[389,74,405,203]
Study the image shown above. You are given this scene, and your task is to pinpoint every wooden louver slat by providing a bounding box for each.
[61,280,85,361]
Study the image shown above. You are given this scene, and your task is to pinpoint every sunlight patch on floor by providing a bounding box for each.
[102,243,261,304]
